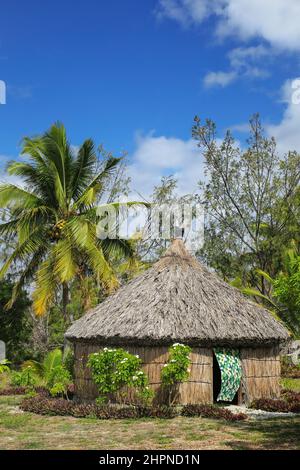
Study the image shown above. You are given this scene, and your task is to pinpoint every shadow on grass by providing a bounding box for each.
[224,418,300,450]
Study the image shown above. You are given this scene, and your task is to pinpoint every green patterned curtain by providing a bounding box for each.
[214,348,242,402]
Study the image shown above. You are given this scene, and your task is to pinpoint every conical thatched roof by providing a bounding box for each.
[65,239,290,347]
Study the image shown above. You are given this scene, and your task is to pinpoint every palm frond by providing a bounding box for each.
[32,257,58,316]
[0,184,42,210]
[242,287,277,308]
[74,156,121,207]
[0,227,48,280]
[43,349,63,379]
[52,239,77,282]
[6,246,48,310]
[256,269,274,285]
[71,139,97,200]
[100,238,135,260]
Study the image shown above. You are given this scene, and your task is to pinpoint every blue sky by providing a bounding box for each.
[1,0,300,197]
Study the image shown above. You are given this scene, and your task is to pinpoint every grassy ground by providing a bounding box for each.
[0,396,299,450]
[280,377,300,392]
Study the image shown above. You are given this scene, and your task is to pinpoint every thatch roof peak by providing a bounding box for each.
[66,239,290,347]
[163,238,192,258]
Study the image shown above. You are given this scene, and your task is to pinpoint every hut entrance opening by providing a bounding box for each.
[213,348,242,404]
[213,353,222,402]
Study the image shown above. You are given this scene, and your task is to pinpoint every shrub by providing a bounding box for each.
[20,396,177,420]
[88,348,153,405]
[10,367,38,388]
[251,390,300,413]
[22,349,73,397]
[0,386,27,396]
[47,365,72,398]
[251,398,291,412]
[181,404,247,421]
[161,343,192,405]
[281,390,300,413]
[0,359,11,375]
[0,370,11,391]
[0,385,51,397]
[63,348,75,378]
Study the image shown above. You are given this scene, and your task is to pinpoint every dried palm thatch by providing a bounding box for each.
[65,239,290,347]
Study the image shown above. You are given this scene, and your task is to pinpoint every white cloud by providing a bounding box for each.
[158,2,300,89]
[156,0,221,27]
[217,0,300,51]
[157,0,300,52]
[204,70,237,88]
[204,45,270,88]
[128,132,203,199]
[267,78,300,154]
[229,79,300,154]
[228,46,270,76]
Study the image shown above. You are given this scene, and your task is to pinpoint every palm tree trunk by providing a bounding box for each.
[62,282,69,321]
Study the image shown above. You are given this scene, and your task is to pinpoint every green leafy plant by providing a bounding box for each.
[47,365,72,398]
[63,348,75,378]
[11,366,38,389]
[21,348,72,397]
[88,348,153,405]
[0,359,11,374]
[161,343,192,405]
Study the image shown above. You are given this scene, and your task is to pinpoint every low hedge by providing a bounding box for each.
[20,396,247,421]
[0,385,73,398]
[20,397,177,420]
[181,404,247,421]
[251,391,300,413]
[251,399,291,413]
[0,387,28,396]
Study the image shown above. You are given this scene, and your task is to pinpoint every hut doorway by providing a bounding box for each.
[213,349,242,404]
[213,353,222,402]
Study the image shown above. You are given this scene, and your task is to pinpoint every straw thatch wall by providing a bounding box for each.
[241,346,281,404]
[73,342,213,404]
[73,342,281,405]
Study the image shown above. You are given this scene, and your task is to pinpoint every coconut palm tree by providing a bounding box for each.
[0,123,134,318]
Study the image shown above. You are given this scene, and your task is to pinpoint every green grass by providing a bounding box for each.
[0,395,299,450]
[280,378,300,392]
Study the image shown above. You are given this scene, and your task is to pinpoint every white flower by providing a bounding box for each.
[135,355,139,358]
[132,376,138,381]
[137,371,143,375]
[163,364,168,367]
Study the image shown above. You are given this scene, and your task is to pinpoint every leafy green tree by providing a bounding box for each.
[273,248,300,336]
[0,278,32,363]
[0,123,134,318]
[193,114,300,294]
[237,243,300,336]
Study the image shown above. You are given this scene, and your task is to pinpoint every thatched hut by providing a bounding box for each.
[65,239,290,405]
